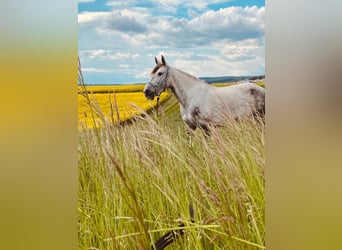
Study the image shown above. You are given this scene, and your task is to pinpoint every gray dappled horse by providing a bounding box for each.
[144,55,265,132]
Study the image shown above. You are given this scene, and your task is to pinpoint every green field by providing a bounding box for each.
[78,82,265,249]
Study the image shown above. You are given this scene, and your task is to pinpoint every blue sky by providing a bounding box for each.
[78,0,265,84]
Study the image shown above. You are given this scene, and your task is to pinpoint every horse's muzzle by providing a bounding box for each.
[143,86,155,100]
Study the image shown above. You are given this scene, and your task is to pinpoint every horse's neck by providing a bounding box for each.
[168,67,208,107]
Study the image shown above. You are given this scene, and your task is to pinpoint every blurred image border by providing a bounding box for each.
[0,1,341,249]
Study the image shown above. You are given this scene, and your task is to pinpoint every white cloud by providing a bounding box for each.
[82,67,112,73]
[135,71,150,79]
[219,38,264,62]
[88,49,107,59]
[80,50,141,61]
[78,9,149,35]
[172,51,261,77]
[188,6,265,41]
[107,52,141,60]
[78,0,95,3]
[119,64,130,68]
[173,57,228,77]
[78,5,265,83]
[78,11,111,24]
[149,0,230,13]
[155,38,264,77]
[106,0,140,8]
[79,6,264,49]
[79,50,109,59]
[104,0,230,13]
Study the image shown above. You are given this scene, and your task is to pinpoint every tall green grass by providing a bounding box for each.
[78,61,265,249]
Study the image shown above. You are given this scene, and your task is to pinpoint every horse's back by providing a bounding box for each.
[214,82,265,118]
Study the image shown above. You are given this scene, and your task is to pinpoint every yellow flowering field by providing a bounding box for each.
[78,84,169,129]
[79,84,146,94]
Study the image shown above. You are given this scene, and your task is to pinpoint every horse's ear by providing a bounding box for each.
[155,56,159,65]
[161,55,167,66]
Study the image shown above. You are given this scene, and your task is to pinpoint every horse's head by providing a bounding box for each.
[143,55,169,100]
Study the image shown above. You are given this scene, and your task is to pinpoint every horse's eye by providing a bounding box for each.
[158,72,163,76]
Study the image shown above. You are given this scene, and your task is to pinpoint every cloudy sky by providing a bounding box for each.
[78,0,265,84]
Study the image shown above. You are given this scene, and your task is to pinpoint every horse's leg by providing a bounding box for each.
[201,125,211,136]
[197,120,215,137]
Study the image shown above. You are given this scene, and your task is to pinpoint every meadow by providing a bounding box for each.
[78,78,265,249]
